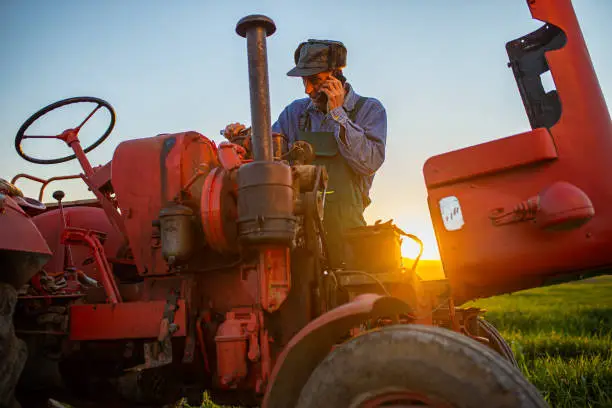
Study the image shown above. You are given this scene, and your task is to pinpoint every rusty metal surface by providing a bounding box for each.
[258,247,291,313]
[215,311,249,388]
[69,299,187,341]
[262,294,412,408]
[217,142,246,170]
[112,131,218,275]
[236,15,276,162]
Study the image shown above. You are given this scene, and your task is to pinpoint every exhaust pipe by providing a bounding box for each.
[236,15,276,162]
[234,16,295,315]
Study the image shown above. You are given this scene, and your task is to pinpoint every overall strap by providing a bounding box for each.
[298,110,311,132]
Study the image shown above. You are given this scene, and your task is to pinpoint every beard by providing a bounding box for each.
[311,92,328,113]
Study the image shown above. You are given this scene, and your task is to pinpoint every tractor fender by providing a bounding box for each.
[0,194,51,288]
[262,293,412,408]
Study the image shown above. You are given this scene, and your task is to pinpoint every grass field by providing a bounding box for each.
[466,275,612,408]
[180,274,612,408]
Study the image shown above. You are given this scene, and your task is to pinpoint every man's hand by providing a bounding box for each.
[320,76,345,111]
[223,122,247,140]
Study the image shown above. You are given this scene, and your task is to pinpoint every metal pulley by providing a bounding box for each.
[200,168,239,253]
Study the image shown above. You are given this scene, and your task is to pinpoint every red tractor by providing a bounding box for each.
[1,0,609,406]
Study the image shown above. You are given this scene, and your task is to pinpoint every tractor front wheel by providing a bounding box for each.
[296,324,546,408]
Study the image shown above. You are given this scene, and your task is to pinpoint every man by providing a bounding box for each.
[225,39,387,268]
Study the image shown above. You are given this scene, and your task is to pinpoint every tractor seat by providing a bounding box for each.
[0,178,46,215]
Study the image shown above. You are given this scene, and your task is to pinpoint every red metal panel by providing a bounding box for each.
[32,206,124,276]
[111,132,219,275]
[0,195,52,287]
[0,196,51,255]
[424,128,557,188]
[87,161,113,192]
[69,299,187,341]
[423,0,612,303]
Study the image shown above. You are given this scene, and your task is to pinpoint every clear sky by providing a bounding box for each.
[1,1,611,259]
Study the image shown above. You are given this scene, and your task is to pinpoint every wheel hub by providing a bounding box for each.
[354,388,454,408]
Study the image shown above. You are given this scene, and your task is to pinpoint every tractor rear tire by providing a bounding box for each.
[478,318,519,368]
[296,324,547,408]
[0,283,28,408]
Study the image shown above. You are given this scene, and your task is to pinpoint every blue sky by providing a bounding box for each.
[1,1,611,259]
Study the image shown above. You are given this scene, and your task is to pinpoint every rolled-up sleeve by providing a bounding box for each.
[329,99,387,176]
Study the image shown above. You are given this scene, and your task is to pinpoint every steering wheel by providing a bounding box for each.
[15,96,116,165]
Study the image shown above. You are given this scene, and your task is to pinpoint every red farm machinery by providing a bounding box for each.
[1,0,610,406]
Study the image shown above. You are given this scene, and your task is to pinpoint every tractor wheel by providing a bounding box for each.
[0,283,28,408]
[296,324,546,408]
[477,318,518,368]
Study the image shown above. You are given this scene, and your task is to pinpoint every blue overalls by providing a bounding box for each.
[297,97,367,268]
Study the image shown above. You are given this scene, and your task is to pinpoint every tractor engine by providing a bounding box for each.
[107,125,328,387]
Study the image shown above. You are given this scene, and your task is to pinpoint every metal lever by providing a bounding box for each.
[53,190,74,269]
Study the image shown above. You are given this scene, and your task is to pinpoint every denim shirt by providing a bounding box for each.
[272,83,387,206]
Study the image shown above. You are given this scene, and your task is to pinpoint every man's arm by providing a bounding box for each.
[272,104,291,136]
[329,100,387,176]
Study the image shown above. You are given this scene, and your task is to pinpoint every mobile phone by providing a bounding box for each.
[315,91,328,106]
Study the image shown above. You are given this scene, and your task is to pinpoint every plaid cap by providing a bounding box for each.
[287,40,347,77]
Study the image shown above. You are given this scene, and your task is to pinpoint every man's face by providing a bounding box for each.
[302,71,333,108]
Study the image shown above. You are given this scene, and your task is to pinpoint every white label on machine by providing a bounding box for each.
[439,196,464,231]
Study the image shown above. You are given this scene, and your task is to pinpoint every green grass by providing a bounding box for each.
[174,392,238,408]
[465,276,612,408]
